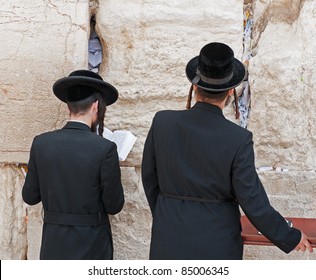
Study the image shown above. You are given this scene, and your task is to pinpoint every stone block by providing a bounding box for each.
[249,0,316,171]
[0,163,27,259]
[95,0,244,100]
[0,0,90,163]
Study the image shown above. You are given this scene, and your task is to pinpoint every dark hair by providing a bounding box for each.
[186,86,229,109]
[196,87,229,100]
[67,91,107,136]
[186,86,240,119]
[67,94,97,115]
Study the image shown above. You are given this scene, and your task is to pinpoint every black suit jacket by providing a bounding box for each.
[142,102,300,259]
[22,121,124,259]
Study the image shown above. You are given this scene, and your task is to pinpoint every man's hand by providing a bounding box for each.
[295,231,313,253]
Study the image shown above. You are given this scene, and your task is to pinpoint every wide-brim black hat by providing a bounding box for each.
[186,42,246,92]
[53,70,118,105]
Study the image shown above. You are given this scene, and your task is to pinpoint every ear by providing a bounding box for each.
[227,88,234,96]
[92,100,99,112]
[66,104,71,115]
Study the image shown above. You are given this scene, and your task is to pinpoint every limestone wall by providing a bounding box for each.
[0,0,315,260]
[244,0,316,259]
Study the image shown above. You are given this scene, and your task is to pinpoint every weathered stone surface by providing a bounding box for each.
[259,171,316,217]
[25,203,43,260]
[249,0,316,171]
[0,164,27,259]
[0,0,89,163]
[96,0,244,102]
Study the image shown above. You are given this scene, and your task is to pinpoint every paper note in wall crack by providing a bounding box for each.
[103,128,137,161]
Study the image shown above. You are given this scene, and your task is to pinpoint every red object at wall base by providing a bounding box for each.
[241,215,316,247]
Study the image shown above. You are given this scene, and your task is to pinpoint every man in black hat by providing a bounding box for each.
[141,42,313,259]
[22,70,124,260]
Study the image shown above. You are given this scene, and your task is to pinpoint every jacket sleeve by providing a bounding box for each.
[100,142,124,215]
[141,117,160,213]
[22,137,41,205]
[232,132,301,253]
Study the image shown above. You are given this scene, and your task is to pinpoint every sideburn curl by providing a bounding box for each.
[186,84,193,109]
[94,92,107,136]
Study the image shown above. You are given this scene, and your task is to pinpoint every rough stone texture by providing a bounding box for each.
[1,0,316,260]
[0,164,27,259]
[25,203,43,260]
[249,0,316,171]
[0,0,89,163]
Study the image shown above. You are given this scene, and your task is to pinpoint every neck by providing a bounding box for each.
[195,95,226,110]
[69,114,92,128]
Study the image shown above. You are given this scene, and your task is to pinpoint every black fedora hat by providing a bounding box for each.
[53,70,118,105]
[186,42,245,92]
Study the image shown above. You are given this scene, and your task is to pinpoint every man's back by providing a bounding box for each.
[152,102,250,200]
[142,102,300,259]
[23,121,124,259]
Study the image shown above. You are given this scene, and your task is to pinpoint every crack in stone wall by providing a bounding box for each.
[44,0,88,69]
[89,0,99,16]
[88,16,101,72]
[237,0,254,128]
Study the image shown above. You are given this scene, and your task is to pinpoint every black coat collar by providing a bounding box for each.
[63,121,91,131]
[192,102,224,116]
